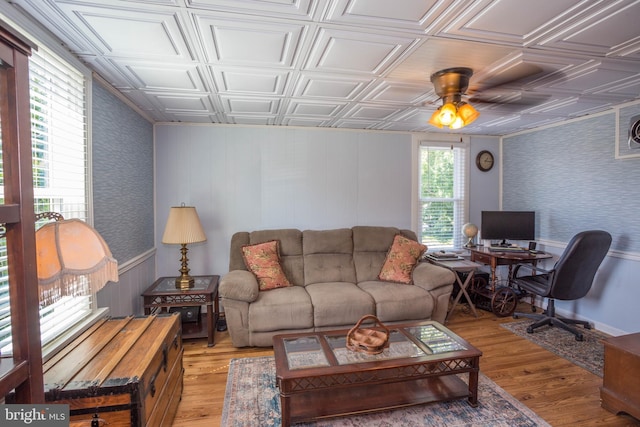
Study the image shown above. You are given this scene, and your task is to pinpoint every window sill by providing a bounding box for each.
[41,307,110,363]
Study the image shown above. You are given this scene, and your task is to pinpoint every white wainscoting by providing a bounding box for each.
[96,249,156,317]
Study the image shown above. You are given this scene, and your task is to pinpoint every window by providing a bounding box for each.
[0,42,90,356]
[418,143,468,250]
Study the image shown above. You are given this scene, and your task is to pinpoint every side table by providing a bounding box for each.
[426,258,483,323]
[600,332,640,420]
[142,275,219,347]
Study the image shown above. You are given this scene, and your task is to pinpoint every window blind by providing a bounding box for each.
[418,144,467,250]
[0,43,89,355]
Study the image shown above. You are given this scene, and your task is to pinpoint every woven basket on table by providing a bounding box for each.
[346,315,390,355]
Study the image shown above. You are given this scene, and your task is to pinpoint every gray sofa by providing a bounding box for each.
[219,226,455,347]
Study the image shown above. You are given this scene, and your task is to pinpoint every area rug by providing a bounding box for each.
[221,356,550,427]
[501,320,609,377]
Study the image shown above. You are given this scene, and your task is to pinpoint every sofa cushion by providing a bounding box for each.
[359,280,434,322]
[248,286,313,332]
[352,226,417,282]
[305,282,375,328]
[303,228,356,285]
[242,240,292,291]
[412,262,457,291]
[219,270,259,302]
[378,234,426,284]
[249,229,304,285]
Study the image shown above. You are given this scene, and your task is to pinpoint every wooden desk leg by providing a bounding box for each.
[490,259,498,290]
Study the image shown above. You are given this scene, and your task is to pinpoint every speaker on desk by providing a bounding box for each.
[528,242,537,251]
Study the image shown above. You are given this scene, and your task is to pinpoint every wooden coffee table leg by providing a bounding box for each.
[468,357,480,407]
[280,395,291,427]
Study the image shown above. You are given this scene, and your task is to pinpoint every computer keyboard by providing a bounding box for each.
[489,246,527,252]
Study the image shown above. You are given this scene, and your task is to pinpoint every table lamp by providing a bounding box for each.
[162,205,207,289]
[35,217,119,305]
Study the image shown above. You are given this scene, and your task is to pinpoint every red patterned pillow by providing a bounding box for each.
[242,240,292,291]
[378,235,427,284]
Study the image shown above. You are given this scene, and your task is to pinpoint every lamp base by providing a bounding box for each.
[464,238,476,248]
[174,243,195,290]
[175,275,194,290]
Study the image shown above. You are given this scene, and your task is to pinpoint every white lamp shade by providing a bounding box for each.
[162,206,207,244]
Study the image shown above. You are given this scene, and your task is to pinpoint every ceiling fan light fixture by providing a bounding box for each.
[428,109,444,128]
[439,102,457,126]
[428,67,481,130]
[457,102,480,126]
[449,116,465,129]
[428,102,480,130]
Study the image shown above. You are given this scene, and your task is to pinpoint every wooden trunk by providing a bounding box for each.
[14,314,183,426]
[600,332,640,421]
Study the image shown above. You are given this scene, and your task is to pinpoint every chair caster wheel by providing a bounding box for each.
[513,314,519,319]
[526,326,534,334]
[575,334,584,341]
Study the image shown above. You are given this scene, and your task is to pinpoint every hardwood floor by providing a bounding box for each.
[172,304,640,427]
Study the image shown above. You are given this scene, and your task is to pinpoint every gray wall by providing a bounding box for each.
[503,104,640,334]
[92,79,156,316]
[92,79,155,263]
[154,125,413,279]
[503,111,640,252]
[468,136,501,230]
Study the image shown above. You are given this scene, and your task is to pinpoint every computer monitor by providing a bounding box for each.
[481,211,535,246]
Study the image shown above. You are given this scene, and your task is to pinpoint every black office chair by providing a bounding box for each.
[511,230,612,341]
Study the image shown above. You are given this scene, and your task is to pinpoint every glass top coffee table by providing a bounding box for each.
[273,320,482,426]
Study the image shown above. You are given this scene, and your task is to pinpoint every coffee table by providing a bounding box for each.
[273,320,482,426]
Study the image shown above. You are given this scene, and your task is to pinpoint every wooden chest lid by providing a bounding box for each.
[43,314,180,392]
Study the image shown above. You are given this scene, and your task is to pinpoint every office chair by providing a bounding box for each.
[511,230,612,341]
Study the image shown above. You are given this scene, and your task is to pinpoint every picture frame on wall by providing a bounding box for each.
[615,103,640,159]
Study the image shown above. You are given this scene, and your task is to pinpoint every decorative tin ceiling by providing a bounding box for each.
[9,0,640,135]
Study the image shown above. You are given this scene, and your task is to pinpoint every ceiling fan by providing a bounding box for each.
[428,65,552,130]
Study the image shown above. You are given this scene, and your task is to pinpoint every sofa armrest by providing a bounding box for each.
[412,262,456,291]
[219,270,260,303]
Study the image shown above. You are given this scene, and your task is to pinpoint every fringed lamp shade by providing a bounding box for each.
[36,219,118,305]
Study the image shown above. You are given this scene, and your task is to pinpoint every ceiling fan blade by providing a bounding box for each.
[469,91,551,107]
[469,63,547,94]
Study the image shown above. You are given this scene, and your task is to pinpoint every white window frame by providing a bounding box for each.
[413,137,469,250]
[0,8,104,360]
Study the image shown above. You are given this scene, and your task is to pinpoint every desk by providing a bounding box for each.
[142,275,220,346]
[468,247,551,287]
[426,258,484,323]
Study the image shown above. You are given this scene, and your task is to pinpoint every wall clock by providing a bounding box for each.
[476,150,494,172]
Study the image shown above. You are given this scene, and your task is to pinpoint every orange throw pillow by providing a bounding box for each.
[242,240,292,291]
[378,234,427,284]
